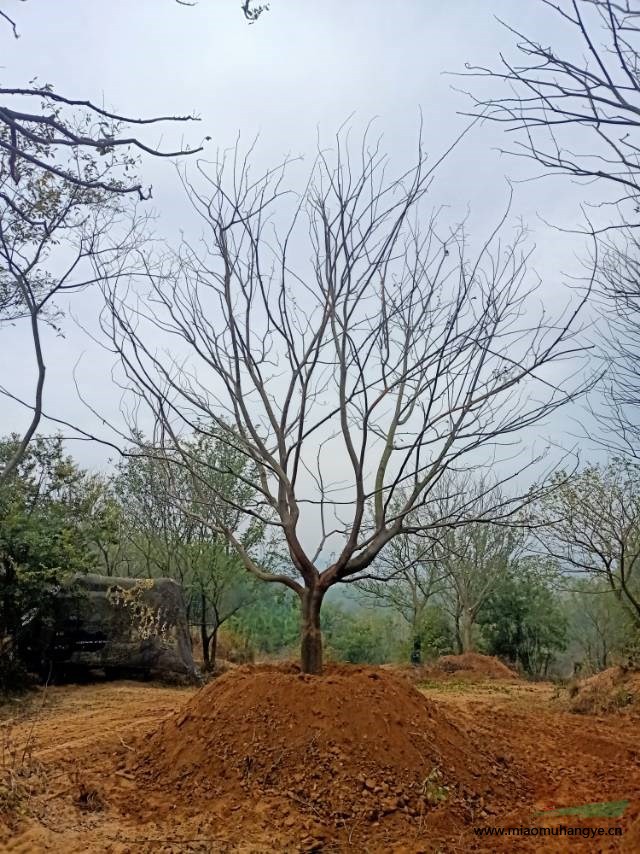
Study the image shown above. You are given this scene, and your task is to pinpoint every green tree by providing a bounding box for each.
[322,603,400,665]
[229,586,301,656]
[0,435,106,685]
[411,605,455,662]
[432,478,522,654]
[532,460,640,628]
[566,579,633,674]
[479,561,568,677]
[113,429,265,669]
[357,528,445,664]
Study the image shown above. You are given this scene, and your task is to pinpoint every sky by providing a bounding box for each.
[1,0,612,553]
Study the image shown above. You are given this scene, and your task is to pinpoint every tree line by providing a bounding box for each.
[2,430,638,685]
[3,1,640,679]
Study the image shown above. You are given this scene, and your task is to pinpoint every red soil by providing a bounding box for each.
[131,664,509,825]
[431,652,517,680]
[392,652,518,684]
[4,668,640,851]
[568,665,640,714]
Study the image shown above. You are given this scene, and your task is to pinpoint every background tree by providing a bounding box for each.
[0,0,270,204]
[590,227,640,458]
[0,0,268,479]
[113,447,196,583]
[463,2,640,459]
[322,601,401,665]
[357,507,446,663]
[532,459,640,626]
[0,0,273,478]
[466,0,640,207]
[187,541,258,669]
[113,429,264,669]
[100,132,591,674]
[86,484,131,578]
[440,527,518,654]
[365,477,524,657]
[229,585,301,658]
[432,477,523,653]
[0,0,216,205]
[566,579,633,672]
[0,435,108,686]
[479,558,568,676]
[0,129,142,485]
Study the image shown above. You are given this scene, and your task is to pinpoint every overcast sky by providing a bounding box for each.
[2,0,606,496]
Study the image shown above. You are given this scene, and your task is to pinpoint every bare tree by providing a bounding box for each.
[0,92,200,209]
[191,544,258,670]
[461,2,640,457]
[357,522,446,664]
[568,579,631,671]
[0,131,145,485]
[432,476,523,653]
[589,226,640,456]
[464,0,640,208]
[0,0,223,480]
[98,131,591,674]
[359,476,522,657]
[532,459,640,626]
[0,0,270,204]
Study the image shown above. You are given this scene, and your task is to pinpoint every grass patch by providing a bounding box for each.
[535,799,629,819]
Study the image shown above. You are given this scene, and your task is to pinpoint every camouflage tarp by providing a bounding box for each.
[30,574,200,684]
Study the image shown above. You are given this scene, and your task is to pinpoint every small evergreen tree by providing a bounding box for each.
[479,562,567,677]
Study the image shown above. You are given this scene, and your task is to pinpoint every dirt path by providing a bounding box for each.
[423,680,640,850]
[1,677,639,852]
[2,682,189,758]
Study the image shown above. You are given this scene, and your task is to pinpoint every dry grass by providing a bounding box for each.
[0,721,41,823]
[0,682,51,826]
[70,767,105,812]
[567,665,640,714]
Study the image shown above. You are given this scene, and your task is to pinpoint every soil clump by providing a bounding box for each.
[129,663,507,832]
[568,665,640,714]
[432,652,518,680]
[393,652,518,684]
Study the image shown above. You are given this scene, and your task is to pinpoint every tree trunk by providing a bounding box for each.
[619,577,640,628]
[453,608,463,654]
[410,633,422,665]
[208,625,218,669]
[601,639,608,671]
[409,609,422,665]
[200,591,211,671]
[201,622,211,670]
[460,608,474,653]
[300,586,324,675]
[1,562,18,641]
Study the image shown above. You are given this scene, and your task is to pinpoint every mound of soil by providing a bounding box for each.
[568,665,640,715]
[130,663,506,831]
[429,652,517,681]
